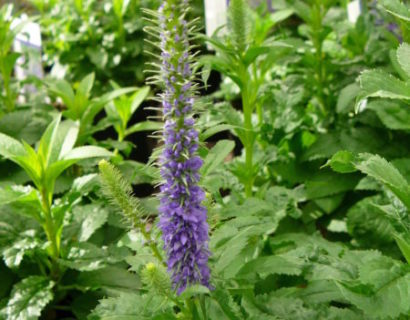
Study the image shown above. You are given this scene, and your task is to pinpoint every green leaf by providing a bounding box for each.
[77,73,95,99]
[214,223,276,278]
[76,266,141,294]
[4,276,54,320]
[242,295,317,320]
[367,100,410,130]
[200,140,235,177]
[0,185,39,206]
[347,196,395,248]
[394,234,410,264]
[179,285,210,299]
[38,114,62,168]
[237,255,302,280]
[338,256,410,319]
[0,186,42,222]
[73,73,95,118]
[89,293,175,320]
[271,8,294,24]
[358,69,410,101]
[305,171,360,199]
[130,86,150,115]
[73,203,109,242]
[243,42,291,66]
[325,151,356,173]
[124,121,163,137]
[59,243,129,271]
[302,133,342,161]
[0,133,26,159]
[0,262,14,300]
[3,53,20,81]
[47,79,75,111]
[61,146,112,161]
[397,43,410,78]
[209,288,243,320]
[200,124,235,141]
[58,121,80,159]
[314,194,344,214]
[336,83,361,114]
[354,153,410,209]
[2,230,41,268]
[390,48,410,81]
[381,0,410,22]
[82,87,137,130]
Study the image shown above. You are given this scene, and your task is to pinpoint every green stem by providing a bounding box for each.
[0,58,14,113]
[185,298,195,319]
[139,223,165,266]
[312,3,327,116]
[199,295,207,320]
[40,188,60,280]
[242,80,254,198]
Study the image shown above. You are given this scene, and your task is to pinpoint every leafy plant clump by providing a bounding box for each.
[0,0,409,319]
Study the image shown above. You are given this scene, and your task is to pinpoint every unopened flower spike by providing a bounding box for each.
[154,0,211,294]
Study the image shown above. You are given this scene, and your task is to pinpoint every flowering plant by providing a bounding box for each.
[156,0,211,294]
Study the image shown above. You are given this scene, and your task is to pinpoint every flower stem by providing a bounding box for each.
[138,223,165,266]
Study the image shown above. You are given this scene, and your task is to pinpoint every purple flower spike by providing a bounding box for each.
[157,0,211,295]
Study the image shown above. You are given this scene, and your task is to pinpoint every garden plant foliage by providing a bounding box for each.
[0,0,409,319]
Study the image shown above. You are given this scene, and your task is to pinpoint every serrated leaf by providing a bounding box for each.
[326,150,356,173]
[0,185,39,207]
[242,295,317,320]
[209,288,243,320]
[237,255,302,280]
[347,196,395,248]
[2,230,41,268]
[59,243,130,271]
[397,42,410,77]
[73,203,109,242]
[354,153,410,209]
[89,293,175,320]
[367,100,410,130]
[381,0,410,22]
[179,285,210,299]
[76,266,141,294]
[338,256,410,318]
[358,69,410,101]
[4,276,54,320]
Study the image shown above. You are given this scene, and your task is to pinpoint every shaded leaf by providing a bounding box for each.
[3,276,54,320]
[76,266,141,294]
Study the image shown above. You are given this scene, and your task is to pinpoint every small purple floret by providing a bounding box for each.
[157,0,211,295]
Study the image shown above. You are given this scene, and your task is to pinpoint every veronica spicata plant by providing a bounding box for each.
[145,0,211,294]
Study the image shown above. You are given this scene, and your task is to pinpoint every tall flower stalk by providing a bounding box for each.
[151,0,211,294]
